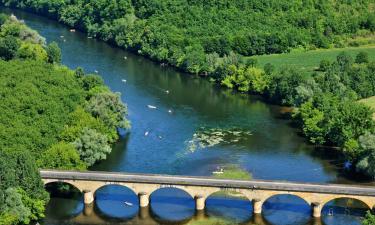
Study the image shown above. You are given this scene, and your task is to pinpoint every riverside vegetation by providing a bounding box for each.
[0,15,129,224]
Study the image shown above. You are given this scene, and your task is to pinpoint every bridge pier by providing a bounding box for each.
[195,195,206,211]
[139,205,150,219]
[253,198,263,214]
[312,202,322,218]
[83,190,94,205]
[83,202,94,216]
[139,192,150,207]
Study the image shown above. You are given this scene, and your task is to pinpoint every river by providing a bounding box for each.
[1,8,372,225]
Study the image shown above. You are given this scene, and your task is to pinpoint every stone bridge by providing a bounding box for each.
[40,170,375,218]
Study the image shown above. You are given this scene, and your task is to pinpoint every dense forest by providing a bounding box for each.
[0,15,129,224]
[0,0,374,74]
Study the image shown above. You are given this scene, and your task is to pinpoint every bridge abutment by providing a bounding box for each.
[139,192,150,207]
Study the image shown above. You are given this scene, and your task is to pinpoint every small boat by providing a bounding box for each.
[121,79,127,83]
[165,90,170,94]
[60,35,64,38]
[124,56,127,60]
[70,29,76,32]
[124,201,133,206]
[88,36,93,39]
[168,109,172,113]
[212,168,224,174]
[144,131,149,136]
[94,70,98,73]
[147,105,157,109]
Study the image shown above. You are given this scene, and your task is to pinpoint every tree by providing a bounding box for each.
[2,188,31,225]
[0,36,20,60]
[319,59,331,71]
[46,41,61,64]
[16,42,48,61]
[86,92,130,129]
[355,51,369,64]
[73,128,111,166]
[38,142,86,170]
[356,133,375,178]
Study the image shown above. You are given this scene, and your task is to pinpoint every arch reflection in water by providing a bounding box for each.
[44,182,84,220]
[150,187,195,222]
[262,194,311,225]
[205,190,252,223]
[94,185,139,219]
[321,198,369,225]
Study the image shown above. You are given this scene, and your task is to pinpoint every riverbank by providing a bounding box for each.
[0,14,129,224]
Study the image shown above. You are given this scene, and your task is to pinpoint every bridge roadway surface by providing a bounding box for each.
[40,170,375,197]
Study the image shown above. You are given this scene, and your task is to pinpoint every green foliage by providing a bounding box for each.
[2,0,373,75]
[37,142,87,170]
[2,188,32,225]
[363,211,375,225]
[267,67,308,105]
[0,151,49,224]
[60,106,117,143]
[74,128,112,166]
[16,42,48,61]
[0,17,129,223]
[0,35,20,60]
[46,41,61,64]
[356,51,370,64]
[86,92,130,129]
[356,133,375,178]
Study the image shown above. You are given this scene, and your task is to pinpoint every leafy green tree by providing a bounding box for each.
[16,42,48,61]
[86,92,130,129]
[355,51,369,64]
[2,188,31,225]
[46,41,61,64]
[356,133,375,178]
[267,67,307,105]
[74,128,111,166]
[37,142,87,170]
[319,59,331,72]
[0,35,20,60]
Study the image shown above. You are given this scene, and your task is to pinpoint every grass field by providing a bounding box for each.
[253,45,375,72]
[359,96,375,120]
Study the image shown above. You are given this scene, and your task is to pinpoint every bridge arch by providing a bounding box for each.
[149,187,196,222]
[262,193,312,225]
[321,196,373,212]
[262,193,311,210]
[205,190,252,223]
[43,180,83,193]
[94,184,139,219]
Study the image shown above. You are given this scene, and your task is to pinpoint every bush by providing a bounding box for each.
[46,41,61,64]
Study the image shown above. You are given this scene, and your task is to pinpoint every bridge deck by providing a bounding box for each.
[40,170,375,197]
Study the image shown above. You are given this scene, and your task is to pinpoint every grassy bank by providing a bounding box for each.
[254,45,375,71]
